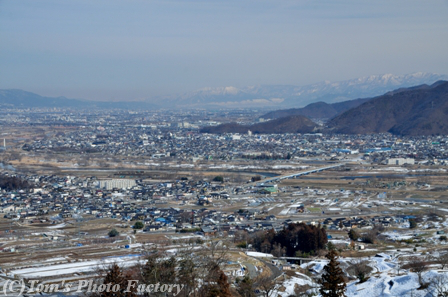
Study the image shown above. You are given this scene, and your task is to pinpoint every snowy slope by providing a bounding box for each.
[275,252,448,297]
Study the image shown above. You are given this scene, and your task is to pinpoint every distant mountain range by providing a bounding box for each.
[169,72,448,108]
[3,79,448,136]
[1,72,446,111]
[200,115,317,134]
[0,89,158,110]
[202,80,448,136]
[327,80,448,136]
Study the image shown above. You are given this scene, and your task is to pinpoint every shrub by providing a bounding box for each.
[108,229,119,237]
[409,218,417,229]
[213,176,224,182]
[133,221,144,229]
[236,242,247,248]
[348,229,359,241]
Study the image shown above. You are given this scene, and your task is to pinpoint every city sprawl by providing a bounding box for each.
[0,108,448,296]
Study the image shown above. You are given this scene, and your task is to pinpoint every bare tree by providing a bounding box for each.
[438,252,448,270]
[255,273,278,297]
[361,224,384,244]
[271,243,286,257]
[175,239,230,297]
[207,239,230,267]
[396,256,404,275]
[347,260,372,283]
[362,228,378,244]
[234,230,249,244]
[261,239,271,254]
[180,211,193,223]
[407,256,428,287]
[236,276,256,297]
[293,276,320,297]
[425,274,448,297]
[294,284,314,297]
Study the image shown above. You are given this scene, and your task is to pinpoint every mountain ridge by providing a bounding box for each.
[169,72,448,108]
[261,97,372,120]
[200,115,318,134]
[327,81,448,135]
[0,89,158,110]
[2,72,447,111]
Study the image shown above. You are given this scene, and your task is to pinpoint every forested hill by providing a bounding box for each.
[327,81,448,135]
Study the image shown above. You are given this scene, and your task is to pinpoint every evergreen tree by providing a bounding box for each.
[236,276,256,297]
[409,218,417,229]
[198,267,232,297]
[348,229,359,241]
[177,258,197,297]
[108,229,119,237]
[270,223,328,256]
[142,252,177,295]
[216,270,232,297]
[101,263,137,297]
[319,250,347,297]
[133,221,144,229]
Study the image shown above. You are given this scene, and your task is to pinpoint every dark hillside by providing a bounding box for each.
[200,115,318,134]
[262,97,370,120]
[327,81,448,135]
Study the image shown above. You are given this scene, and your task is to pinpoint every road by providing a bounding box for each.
[259,259,282,280]
[243,256,282,280]
[242,262,258,278]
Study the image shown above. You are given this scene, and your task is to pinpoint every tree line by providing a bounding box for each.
[0,175,31,191]
[91,244,350,297]
[91,233,448,297]
[249,222,328,257]
[89,241,233,297]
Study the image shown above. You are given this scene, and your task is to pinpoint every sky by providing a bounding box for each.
[1,0,447,102]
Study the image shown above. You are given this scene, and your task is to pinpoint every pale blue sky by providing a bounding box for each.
[1,0,447,101]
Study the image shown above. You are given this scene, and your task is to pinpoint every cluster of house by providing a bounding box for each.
[0,172,280,234]
[12,107,448,164]
[0,173,213,219]
[0,170,431,254]
[322,215,399,230]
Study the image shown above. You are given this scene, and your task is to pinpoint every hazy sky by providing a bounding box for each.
[1,0,447,101]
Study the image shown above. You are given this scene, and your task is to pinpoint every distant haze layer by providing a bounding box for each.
[1,1,448,101]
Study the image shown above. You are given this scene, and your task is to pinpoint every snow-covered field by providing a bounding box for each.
[47,223,66,229]
[10,255,142,278]
[274,252,448,297]
[246,251,273,258]
[345,270,448,297]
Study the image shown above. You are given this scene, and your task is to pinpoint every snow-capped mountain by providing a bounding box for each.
[169,72,448,109]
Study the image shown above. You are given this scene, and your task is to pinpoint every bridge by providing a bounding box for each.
[277,257,327,265]
[251,163,345,186]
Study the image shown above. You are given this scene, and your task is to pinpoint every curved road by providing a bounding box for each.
[243,256,282,280]
[243,262,258,278]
